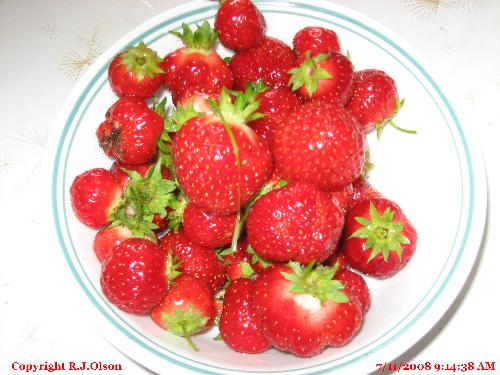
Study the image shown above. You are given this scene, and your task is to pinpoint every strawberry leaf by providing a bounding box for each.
[171,21,218,50]
[288,51,332,97]
[119,41,164,81]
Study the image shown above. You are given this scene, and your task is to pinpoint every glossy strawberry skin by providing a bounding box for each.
[293,26,341,57]
[109,160,154,189]
[252,264,363,357]
[334,268,370,314]
[295,51,354,105]
[249,87,301,142]
[271,101,366,191]
[346,69,398,132]
[96,98,163,165]
[108,54,164,99]
[230,36,296,90]
[222,240,252,281]
[150,275,216,331]
[159,230,226,294]
[246,182,344,264]
[100,238,168,315]
[215,0,266,51]
[329,183,354,213]
[342,198,417,278]
[173,116,272,215]
[70,168,123,228]
[219,278,271,353]
[182,202,236,248]
[163,48,233,102]
[93,225,133,262]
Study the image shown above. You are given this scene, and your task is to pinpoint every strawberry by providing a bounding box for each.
[182,202,237,248]
[93,225,134,262]
[346,69,416,138]
[100,238,168,314]
[293,26,341,57]
[172,89,272,214]
[96,97,163,165]
[289,51,354,104]
[108,41,164,99]
[219,278,270,353]
[159,229,226,293]
[347,176,382,212]
[271,101,366,191]
[70,168,123,228]
[109,160,155,189]
[246,182,344,264]
[162,22,233,101]
[342,198,417,278]
[329,183,354,212]
[215,0,266,51]
[219,240,254,281]
[151,275,216,351]
[252,262,363,357]
[334,267,370,314]
[246,244,273,273]
[245,81,301,142]
[230,36,296,90]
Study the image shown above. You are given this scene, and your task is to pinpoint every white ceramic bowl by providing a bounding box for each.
[49,1,487,374]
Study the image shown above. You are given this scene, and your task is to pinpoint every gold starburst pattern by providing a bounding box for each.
[404,0,450,20]
[0,157,12,173]
[7,125,48,147]
[41,24,57,39]
[60,28,104,81]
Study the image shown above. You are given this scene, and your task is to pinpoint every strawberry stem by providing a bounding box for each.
[182,325,199,351]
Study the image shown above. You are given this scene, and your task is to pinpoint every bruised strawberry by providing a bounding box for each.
[342,198,417,278]
[151,275,216,351]
[101,238,168,314]
[183,202,237,248]
[246,182,344,264]
[159,230,226,293]
[97,97,163,165]
[289,51,354,104]
[271,101,365,191]
[230,36,296,90]
[70,168,123,228]
[293,26,341,57]
[163,22,233,101]
[252,262,363,357]
[93,225,134,262]
[173,89,272,214]
[108,41,164,99]
[215,0,266,51]
[219,278,271,353]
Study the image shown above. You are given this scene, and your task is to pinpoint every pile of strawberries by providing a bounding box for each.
[69,0,417,358]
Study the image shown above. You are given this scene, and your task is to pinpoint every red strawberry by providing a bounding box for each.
[293,26,341,57]
[230,36,296,90]
[334,267,370,314]
[96,97,163,165]
[163,22,233,101]
[248,83,301,142]
[183,202,237,248]
[172,89,272,214]
[159,230,226,293]
[108,41,164,99]
[271,101,366,191]
[70,168,123,228]
[289,51,354,104]
[151,275,216,351]
[219,240,254,281]
[215,0,266,51]
[252,262,363,357]
[246,182,344,264]
[109,160,154,189]
[246,244,273,273]
[346,69,415,138]
[347,176,382,212]
[342,198,417,278]
[329,182,354,213]
[219,278,271,353]
[93,225,134,262]
[100,238,168,314]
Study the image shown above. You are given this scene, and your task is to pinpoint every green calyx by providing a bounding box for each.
[288,51,332,97]
[165,250,182,283]
[119,41,164,82]
[209,88,265,126]
[171,21,218,51]
[166,192,188,232]
[166,99,205,134]
[350,201,410,262]
[376,98,417,139]
[281,262,349,305]
[247,244,272,269]
[162,305,209,351]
